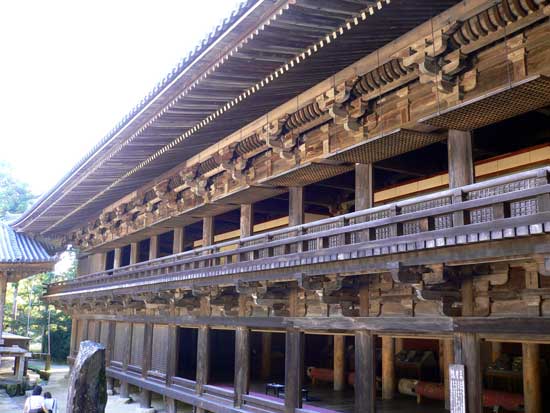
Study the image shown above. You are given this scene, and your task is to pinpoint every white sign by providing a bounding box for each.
[449,363,466,413]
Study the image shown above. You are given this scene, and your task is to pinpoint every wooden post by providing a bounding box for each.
[447,129,474,189]
[139,388,152,409]
[120,323,132,399]
[173,227,185,254]
[522,343,542,413]
[454,333,482,413]
[240,204,254,238]
[355,330,376,413]
[261,332,272,380]
[443,338,454,410]
[202,216,214,247]
[359,284,370,317]
[333,335,346,391]
[142,323,153,378]
[149,235,158,260]
[113,247,122,269]
[0,273,8,345]
[166,324,178,386]
[234,326,250,407]
[289,187,304,227]
[355,163,373,210]
[130,242,139,265]
[165,398,176,413]
[285,328,304,413]
[196,326,210,395]
[382,336,395,400]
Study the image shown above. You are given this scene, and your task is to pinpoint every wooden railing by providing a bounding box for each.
[46,167,550,297]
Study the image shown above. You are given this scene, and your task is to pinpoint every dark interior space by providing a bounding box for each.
[105,249,114,271]
[209,329,236,384]
[213,210,241,239]
[138,238,150,262]
[250,331,286,383]
[120,244,131,267]
[184,221,203,249]
[158,230,174,257]
[176,327,198,381]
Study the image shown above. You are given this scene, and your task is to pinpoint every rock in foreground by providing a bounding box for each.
[66,340,107,413]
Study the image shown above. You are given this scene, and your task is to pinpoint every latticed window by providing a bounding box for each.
[130,323,145,368]
[469,207,493,224]
[510,198,538,217]
[151,325,169,375]
[467,178,536,200]
[401,196,451,213]
[375,224,395,240]
[434,214,453,230]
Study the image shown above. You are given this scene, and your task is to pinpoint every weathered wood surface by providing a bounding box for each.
[46,167,550,301]
[63,4,550,252]
[354,330,375,413]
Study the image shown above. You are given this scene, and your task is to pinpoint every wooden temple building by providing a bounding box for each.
[11,0,550,411]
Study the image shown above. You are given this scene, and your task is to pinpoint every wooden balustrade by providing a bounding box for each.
[46,167,550,298]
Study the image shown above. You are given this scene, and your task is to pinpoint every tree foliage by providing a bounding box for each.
[4,251,77,361]
[0,161,35,220]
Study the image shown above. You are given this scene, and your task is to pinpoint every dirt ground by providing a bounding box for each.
[1,360,185,413]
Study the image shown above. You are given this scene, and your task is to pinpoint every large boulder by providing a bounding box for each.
[66,341,107,413]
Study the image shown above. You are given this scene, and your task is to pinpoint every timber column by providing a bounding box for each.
[454,333,482,413]
[355,330,376,413]
[333,335,345,391]
[289,187,304,226]
[0,273,7,345]
[138,323,154,413]
[285,287,304,413]
[173,227,185,254]
[522,263,542,413]
[381,336,395,400]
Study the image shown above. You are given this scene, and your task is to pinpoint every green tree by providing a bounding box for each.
[4,251,77,361]
[0,161,35,220]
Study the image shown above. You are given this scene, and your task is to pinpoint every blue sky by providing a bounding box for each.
[0,0,242,194]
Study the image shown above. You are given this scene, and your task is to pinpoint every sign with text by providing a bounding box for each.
[449,363,466,413]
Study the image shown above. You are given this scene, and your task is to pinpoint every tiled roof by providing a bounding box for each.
[0,222,55,263]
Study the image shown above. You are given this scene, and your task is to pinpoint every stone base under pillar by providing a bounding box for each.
[136,408,155,413]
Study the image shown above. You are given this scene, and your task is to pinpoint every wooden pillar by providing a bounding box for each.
[149,235,158,260]
[240,204,254,238]
[355,330,376,413]
[355,163,373,210]
[334,335,346,391]
[120,323,132,399]
[289,187,304,227]
[381,336,395,400]
[173,227,185,254]
[285,328,304,413]
[522,343,542,413]
[447,129,474,189]
[202,216,214,247]
[139,388,152,409]
[0,273,8,345]
[234,326,250,407]
[454,333,482,413]
[196,326,210,395]
[113,247,122,269]
[443,338,454,410]
[130,242,139,265]
[142,323,153,378]
[165,324,178,386]
[261,332,272,380]
[165,398,176,413]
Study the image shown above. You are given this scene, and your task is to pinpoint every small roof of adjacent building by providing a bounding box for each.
[0,222,56,281]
